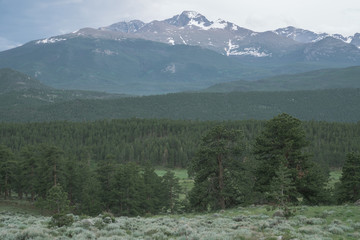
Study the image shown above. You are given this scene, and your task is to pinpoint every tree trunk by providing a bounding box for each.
[53,163,57,186]
[218,154,225,209]
[4,173,8,200]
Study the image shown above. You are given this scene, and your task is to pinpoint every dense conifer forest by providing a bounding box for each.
[0,116,359,218]
[0,119,359,169]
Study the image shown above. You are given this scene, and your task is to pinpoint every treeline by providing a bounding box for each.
[0,116,359,217]
[2,88,360,123]
[0,144,182,216]
[0,119,359,169]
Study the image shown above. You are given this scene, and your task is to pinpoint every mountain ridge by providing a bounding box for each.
[1,11,360,95]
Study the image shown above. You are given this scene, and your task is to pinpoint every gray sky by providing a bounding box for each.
[0,0,359,51]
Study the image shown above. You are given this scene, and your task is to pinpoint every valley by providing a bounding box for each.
[1,9,360,240]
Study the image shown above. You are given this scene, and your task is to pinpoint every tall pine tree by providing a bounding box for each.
[254,113,327,204]
[189,125,244,210]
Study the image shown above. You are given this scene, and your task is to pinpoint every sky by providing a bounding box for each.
[0,0,359,51]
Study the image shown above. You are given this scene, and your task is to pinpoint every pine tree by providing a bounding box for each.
[162,170,181,213]
[337,152,360,203]
[189,125,244,210]
[0,145,15,199]
[268,161,296,216]
[254,113,327,204]
[45,184,70,214]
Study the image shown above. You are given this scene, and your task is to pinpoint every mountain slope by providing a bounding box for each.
[0,37,268,95]
[205,66,360,92]
[1,87,359,122]
[1,11,360,95]
[0,68,123,111]
[0,68,51,93]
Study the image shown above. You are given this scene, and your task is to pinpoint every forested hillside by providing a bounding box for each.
[2,88,360,122]
[205,66,360,92]
[1,119,359,169]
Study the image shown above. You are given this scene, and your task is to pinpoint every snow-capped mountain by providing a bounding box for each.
[1,11,360,95]
[94,11,360,58]
[274,26,359,47]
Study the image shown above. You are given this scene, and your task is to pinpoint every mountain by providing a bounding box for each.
[0,11,360,95]
[205,66,360,92]
[273,26,358,46]
[0,37,265,95]
[0,68,50,93]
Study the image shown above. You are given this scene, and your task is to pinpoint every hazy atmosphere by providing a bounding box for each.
[1,0,359,51]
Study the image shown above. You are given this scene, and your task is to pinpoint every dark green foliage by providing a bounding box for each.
[0,145,16,199]
[162,171,182,213]
[337,152,360,203]
[189,125,245,210]
[49,213,74,228]
[0,118,357,216]
[142,164,164,214]
[44,185,70,214]
[254,113,328,205]
[0,119,358,170]
[205,66,360,93]
[1,88,360,122]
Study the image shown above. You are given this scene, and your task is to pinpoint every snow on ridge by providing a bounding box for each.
[35,38,66,44]
[225,40,270,57]
[184,11,200,19]
[188,18,227,30]
[234,47,271,57]
[225,40,238,56]
[179,35,187,45]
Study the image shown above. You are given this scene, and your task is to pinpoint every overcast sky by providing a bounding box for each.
[1,0,359,51]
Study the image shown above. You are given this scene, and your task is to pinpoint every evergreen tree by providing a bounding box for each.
[45,184,70,214]
[268,161,296,216]
[96,154,117,211]
[189,125,244,210]
[0,145,15,199]
[37,145,65,198]
[253,113,327,204]
[142,164,163,214]
[162,170,182,213]
[19,146,39,201]
[337,152,360,203]
[111,163,145,216]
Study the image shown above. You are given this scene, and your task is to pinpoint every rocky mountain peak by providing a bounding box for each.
[101,20,145,33]
[164,10,211,27]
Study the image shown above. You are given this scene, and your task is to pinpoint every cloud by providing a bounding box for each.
[0,37,21,52]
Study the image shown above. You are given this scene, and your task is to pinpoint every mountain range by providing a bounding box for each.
[0,11,359,95]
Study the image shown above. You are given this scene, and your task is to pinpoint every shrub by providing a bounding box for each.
[49,213,74,228]
[101,211,115,223]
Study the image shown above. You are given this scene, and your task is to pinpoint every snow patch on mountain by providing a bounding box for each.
[162,63,176,73]
[179,36,187,45]
[225,40,239,56]
[225,40,271,57]
[35,38,66,44]
[235,47,271,57]
[167,37,175,45]
[184,11,200,19]
[93,49,117,55]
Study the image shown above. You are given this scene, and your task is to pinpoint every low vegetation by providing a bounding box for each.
[1,205,360,239]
